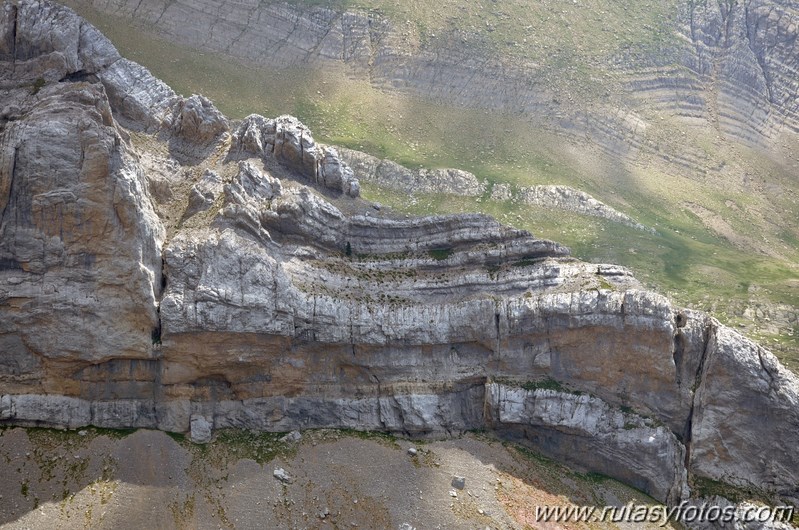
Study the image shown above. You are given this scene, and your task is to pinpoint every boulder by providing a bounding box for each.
[190,414,213,444]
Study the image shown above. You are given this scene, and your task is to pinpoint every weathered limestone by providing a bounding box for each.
[64,0,799,155]
[690,326,799,503]
[339,148,651,230]
[230,114,360,197]
[339,148,487,197]
[486,384,688,504]
[0,0,798,509]
[189,414,212,444]
[0,81,165,371]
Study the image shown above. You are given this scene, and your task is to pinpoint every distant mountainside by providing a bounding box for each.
[63,0,799,145]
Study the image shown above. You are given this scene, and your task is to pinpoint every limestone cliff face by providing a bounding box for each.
[1,0,798,508]
[0,1,164,388]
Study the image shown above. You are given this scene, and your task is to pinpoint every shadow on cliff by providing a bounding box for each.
[430,431,668,527]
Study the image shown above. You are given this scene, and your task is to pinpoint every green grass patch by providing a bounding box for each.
[428,247,453,261]
[687,475,799,525]
[521,377,567,392]
[495,376,585,395]
[688,474,794,518]
[580,471,611,484]
[209,430,293,464]
[597,277,614,290]
[90,426,137,439]
[31,77,45,95]
[335,428,400,447]
[511,442,560,467]
[165,431,186,444]
[508,440,665,507]
[511,258,540,268]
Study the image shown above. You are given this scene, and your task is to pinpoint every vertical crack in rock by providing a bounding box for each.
[307,12,339,60]
[689,0,700,60]
[9,3,16,63]
[757,347,777,390]
[683,320,715,469]
[365,15,382,82]
[744,2,776,104]
[720,0,736,48]
[672,328,685,387]
[153,2,170,26]
[672,313,686,387]
[130,0,145,19]
[1,146,18,224]
[76,21,83,62]
[151,255,166,347]
[372,373,386,430]
[494,299,502,363]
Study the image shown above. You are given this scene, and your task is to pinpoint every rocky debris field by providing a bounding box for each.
[0,427,682,529]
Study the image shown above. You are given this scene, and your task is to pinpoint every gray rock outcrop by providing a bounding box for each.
[339,148,650,230]
[340,148,486,197]
[1,0,798,512]
[516,185,653,232]
[487,384,688,503]
[230,115,360,197]
[189,414,212,443]
[0,76,164,371]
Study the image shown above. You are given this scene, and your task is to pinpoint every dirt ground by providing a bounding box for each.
[0,427,677,529]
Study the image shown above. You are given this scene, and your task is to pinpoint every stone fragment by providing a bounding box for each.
[189,415,212,444]
[273,468,293,484]
[280,431,302,444]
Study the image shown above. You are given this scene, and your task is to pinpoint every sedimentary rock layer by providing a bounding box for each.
[339,147,652,230]
[1,1,798,508]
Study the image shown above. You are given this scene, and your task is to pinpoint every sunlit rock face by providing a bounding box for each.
[1,0,798,507]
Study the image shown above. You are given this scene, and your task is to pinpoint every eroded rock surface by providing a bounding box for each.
[340,147,487,197]
[487,384,688,503]
[230,114,360,197]
[339,147,650,229]
[1,0,798,511]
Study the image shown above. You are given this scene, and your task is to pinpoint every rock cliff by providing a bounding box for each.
[1,0,798,511]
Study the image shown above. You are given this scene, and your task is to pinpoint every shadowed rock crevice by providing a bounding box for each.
[682,320,714,470]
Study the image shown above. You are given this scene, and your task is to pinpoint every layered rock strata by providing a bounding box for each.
[339,147,650,230]
[1,1,798,509]
[63,0,799,156]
